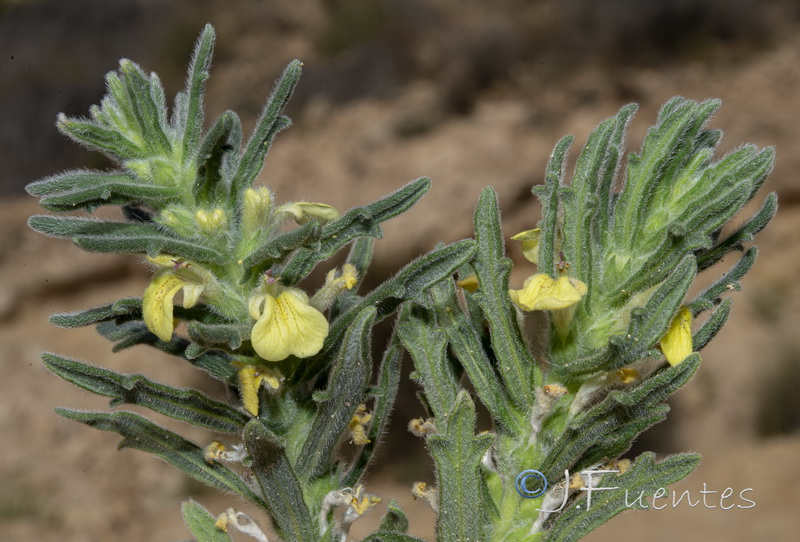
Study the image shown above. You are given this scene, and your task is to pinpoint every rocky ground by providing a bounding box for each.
[2,1,800,540]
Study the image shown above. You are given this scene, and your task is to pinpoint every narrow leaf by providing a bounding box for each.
[427,391,493,542]
[56,409,265,505]
[280,177,431,285]
[472,187,535,408]
[181,500,231,542]
[182,24,216,161]
[296,307,375,478]
[29,215,223,263]
[542,452,700,542]
[244,420,316,542]
[43,353,247,432]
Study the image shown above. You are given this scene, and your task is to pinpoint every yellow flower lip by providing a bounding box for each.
[509,273,587,311]
[250,287,329,362]
[660,306,693,366]
[279,202,339,224]
[511,228,541,264]
[456,274,479,293]
[142,259,209,342]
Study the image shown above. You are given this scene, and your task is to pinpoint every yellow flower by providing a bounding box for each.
[142,258,206,342]
[456,274,479,293]
[660,306,693,366]
[310,264,359,311]
[509,273,587,311]
[348,404,372,445]
[237,365,265,416]
[511,228,541,265]
[249,287,329,362]
[278,201,339,224]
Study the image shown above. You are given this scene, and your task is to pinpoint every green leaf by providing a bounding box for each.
[539,355,700,483]
[43,353,247,432]
[50,297,143,328]
[119,59,172,156]
[342,333,402,487]
[194,110,240,203]
[280,177,432,285]
[612,99,720,252]
[697,192,777,271]
[95,321,238,383]
[688,247,757,313]
[241,221,321,282]
[182,24,216,162]
[188,321,252,352]
[427,391,493,542]
[377,499,410,534]
[428,278,521,433]
[534,135,573,276]
[26,169,179,210]
[692,297,732,351]
[542,452,700,542]
[181,500,231,542]
[57,115,146,160]
[562,104,636,297]
[296,307,376,479]
[56,409,265,506]
[28,215,223,263]
[229,60,302,205]
[244,420,316,542]
[472,187,535,408]
[398,300,458,422]
[362,535,427,542]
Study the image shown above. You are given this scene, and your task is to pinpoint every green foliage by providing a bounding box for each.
[181,500,232,542]
[28,23,775,542]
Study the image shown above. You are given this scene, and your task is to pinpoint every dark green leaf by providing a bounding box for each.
[182,24,216,161]
[56,409,265,505]
[472,187,535,408]
[181,500,232,542]
[427,391,493,542]
[398,300,458,422]
[296,307,375,479]
[28,215,223,263]
[280,177,431,285]
[43,353,247,432]
[229,60,302,205]
[542,452,700,542]
[428,278,521,432]
[244,420,316,542]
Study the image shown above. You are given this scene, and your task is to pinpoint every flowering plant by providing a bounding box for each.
[27,24,776,541]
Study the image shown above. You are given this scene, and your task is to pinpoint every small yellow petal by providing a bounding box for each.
[509,273,554,311]
[215,512,229,532]
[145,254,177,268]
[456,274,480,293]
[251,289,329,362]
[204,440,227,464]
[509,274,587,311]
[661,307,693,366]
[248,293,265,320]
[143,271,186,341]
[182,283,205,308]
[342,263,358,290]
[511,228,541,264]
[615,367,640,384]
[281,202,339,224]
[238,366,265,416]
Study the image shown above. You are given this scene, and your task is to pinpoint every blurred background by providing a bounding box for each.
[2,0,799,540]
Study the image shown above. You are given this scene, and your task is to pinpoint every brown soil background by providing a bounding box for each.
[2,1,800,540]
